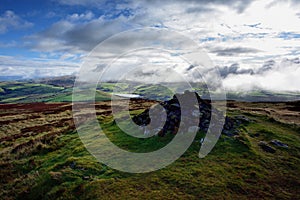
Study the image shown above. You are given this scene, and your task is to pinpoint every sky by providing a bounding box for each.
[0,0,300,91]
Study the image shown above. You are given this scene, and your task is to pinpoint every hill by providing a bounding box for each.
[0,76,299,103]
[0,81,111,103]
[0,100,299,199]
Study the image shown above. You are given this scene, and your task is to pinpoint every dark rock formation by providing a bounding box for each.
[133,90,246,137]
[270,139,288,148]
[258,141,276,153]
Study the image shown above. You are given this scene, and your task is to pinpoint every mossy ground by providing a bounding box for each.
[0,102,299,199]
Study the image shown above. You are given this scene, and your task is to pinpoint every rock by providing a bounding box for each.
[82,176,91,180]
[199,138,204,144]
[270,139,288,148]
[70,161,76,169]
[222,130,235,137]
[258,141,276,153]
[249,132,260,137]
[132,91,240,137]
[235,115,251,122]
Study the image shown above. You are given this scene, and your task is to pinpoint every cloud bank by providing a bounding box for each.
[222,58,300,91]
[0,0,300,92]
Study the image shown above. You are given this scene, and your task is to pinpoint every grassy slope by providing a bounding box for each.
[0,82,65,103]
[0,82,111,103]
[1,81,300,103]
[1,108,299,199]
[226,90,300,102]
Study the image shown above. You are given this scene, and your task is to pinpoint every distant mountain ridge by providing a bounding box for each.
[0,75,299,103]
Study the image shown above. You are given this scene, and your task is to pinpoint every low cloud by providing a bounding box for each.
[211,47,260,57]
[223,58,300,91]
[0,55,79,79]
[217,63,254,78]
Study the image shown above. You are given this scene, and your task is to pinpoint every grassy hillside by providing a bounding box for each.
[0,82,64,103]
[1,79,300,103]
[0,82,111,103]
[0,101,299,199]
[226,90,300,102]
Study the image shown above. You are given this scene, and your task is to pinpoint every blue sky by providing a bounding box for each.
[0,0,300,91]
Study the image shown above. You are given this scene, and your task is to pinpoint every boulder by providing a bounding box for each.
[270,139,288,148]
[132,91,241,137]
[258,141,276,153]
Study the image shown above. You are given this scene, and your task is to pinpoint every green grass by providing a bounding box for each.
[1,80,300,103]
[0,82,112,103]
[47,90,111,102]
[0,87,4,93]
[0,82,65,103]
[1,109,299,199]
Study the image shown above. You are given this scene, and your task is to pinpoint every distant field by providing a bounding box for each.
[0,82,111,103]
[1,80,300,103]
[0,100,299,199]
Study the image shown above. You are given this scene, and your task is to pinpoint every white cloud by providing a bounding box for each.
[223,58,300,91]
[67,11,94,21]
[26,13,137,53]
[0,41,17,48]
[2,0,300,92]
[0,55,79,79]
[0,10,33,34]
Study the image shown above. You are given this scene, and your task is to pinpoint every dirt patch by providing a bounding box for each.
[227,101,300,126]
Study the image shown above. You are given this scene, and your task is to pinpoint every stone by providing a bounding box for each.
[132,91,239,137]
[222,130,234,137]
[70,161,76,169]
[235,115,251,122]
[270,139,288,148]
[258,141,276,153]
[82,176,91,180]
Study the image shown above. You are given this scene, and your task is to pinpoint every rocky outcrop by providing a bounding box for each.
[258,141,276,153]
[270,139,288,148]
[133,90,246,137]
